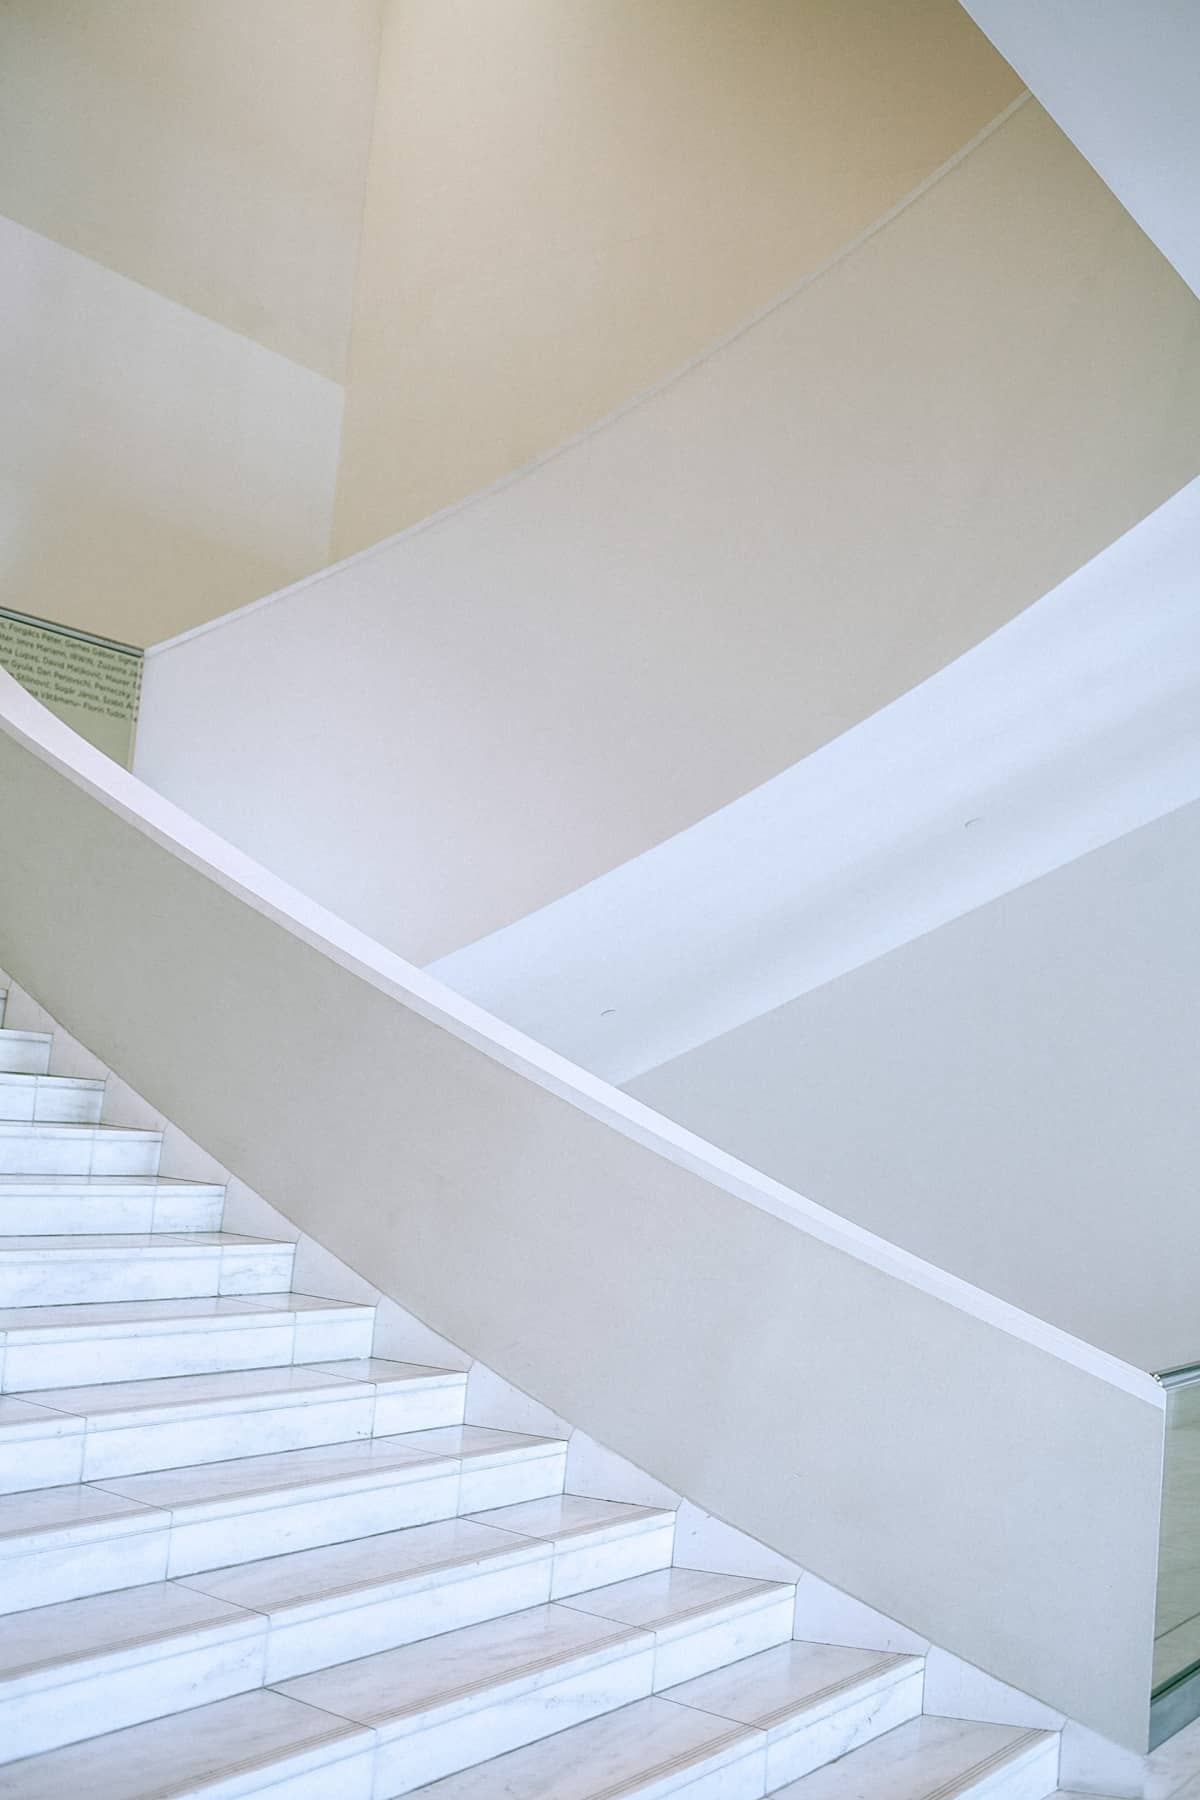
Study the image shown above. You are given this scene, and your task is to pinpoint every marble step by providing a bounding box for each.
[277,1573,795,1795]
[0,1422,576,1610]
[178,1504,672,1682]
[0,1120,162,1176]
[0,1031,53,1076]
[768,1715,1059,1800]
[0,1687,378,1800]
[0,1359,467,1492]
[466,1494,677,1598]
[0,1071,105,1124]
[408,1693,769,1800]
[0,1291,375,1391]
[0,1233,295,1305]
[0,1575,268,1761]
[0,1511,666,1760]
[560,1566,798,1691]
[662,1641,924,1789]
[0,1176,225,1235]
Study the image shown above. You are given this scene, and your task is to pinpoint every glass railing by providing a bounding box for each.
[1153,1364,1200,1746]
[0,605,142,767]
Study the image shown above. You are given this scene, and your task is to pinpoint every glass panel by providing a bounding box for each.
[0,606,142,767]
[1153,1369,1200,1742]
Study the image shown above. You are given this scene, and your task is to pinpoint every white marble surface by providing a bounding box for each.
[0,1394,85,1493]
[769,1716,1058,1800]
[14,1363,382,1482]
[666,1642,923,1789]
[279,1601,656,1795]
[469,1493,676,1597]
[0,1479,170,1611]
[563,1567,796,1689]
[0,1122,162,1177]
[0,1233,294,1305]
[0,1577,266,1759]
[0,1177,225,1236]
[411,1694,766,1799]
[1148,1715,1200,1800]
[0,1688,377,1800]
[0,1074,105,1125]
[398,1424,569,1512]
[0,1292,375,1391]
[0,1030,52,1077]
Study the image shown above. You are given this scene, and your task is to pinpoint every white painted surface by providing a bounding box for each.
[137,99,1200,964]
[632,797,1200,1374]
[435,477,1200,1084]
[959,0,1200,299]
[0,665,1166,1743]
[0,214,343,646]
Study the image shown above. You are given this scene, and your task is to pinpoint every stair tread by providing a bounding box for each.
[769,1716,1055,1799]
[178,1515,543,1613]
[0,1361,396,1423]
[0,1176,221,1190]
[0,1073,103,1089]
[0,1291,369,1333]
[0,1577,254,1681]
[662,1639,919,1731]
[85,1427,468,1509]
[561,1566,793,1633]
[0,1480,160,1542]
[385,1422,565,1464]
[275,1598,648,1726]
[468,1494,674,1543]
[0,1687,371,1800]
[0,1121,159,1138]
[0,1232,288,1253]
[410,1694,759,1798]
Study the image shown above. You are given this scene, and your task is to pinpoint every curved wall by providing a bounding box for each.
[0,667,1166,1748]
[334,0,1020,551]
[139,98,1200,965]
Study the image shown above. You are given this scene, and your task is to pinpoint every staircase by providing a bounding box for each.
[0,990,1064,1798]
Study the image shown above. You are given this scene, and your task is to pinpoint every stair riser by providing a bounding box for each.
[0,1311,374,1392]
[764,1664,925,1788]
[0,1521,171,1613]
[1,1400,370,1493]
[0,1192,225,1235]
[0,1138,161,1177]
[0,1042,52,1077]
[0,1620,265,1761]
[0,1082,104,1126]
[648,1591,796,1692]
[164,1465,465,1578]
[957,1739,1063,1800]
[550,1520,677,1599]
[0,1246,295,1307]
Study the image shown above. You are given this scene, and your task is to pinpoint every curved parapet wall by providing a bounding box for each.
[137,97,1200,965]
[0,666,1164,1747]
[433,478,1200,1085]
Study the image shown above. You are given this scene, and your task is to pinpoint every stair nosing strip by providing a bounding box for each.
[315,1618,650,1725]
[578,1717,759,1800]
[919,1727,1052,1800]
[709,1650,918,1732]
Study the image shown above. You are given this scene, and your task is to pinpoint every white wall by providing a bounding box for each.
[959,0,1200,299]
[0,665,1167,1748]
[0,216,343,647]
[137,98,1200,963]
[632,799,1200,1375]
[432,479,1200,1083]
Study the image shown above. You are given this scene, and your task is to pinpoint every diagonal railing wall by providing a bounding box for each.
[0,666,1164,1748]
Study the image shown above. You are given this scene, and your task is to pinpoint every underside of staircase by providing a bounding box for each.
[0,990,1065,1799]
